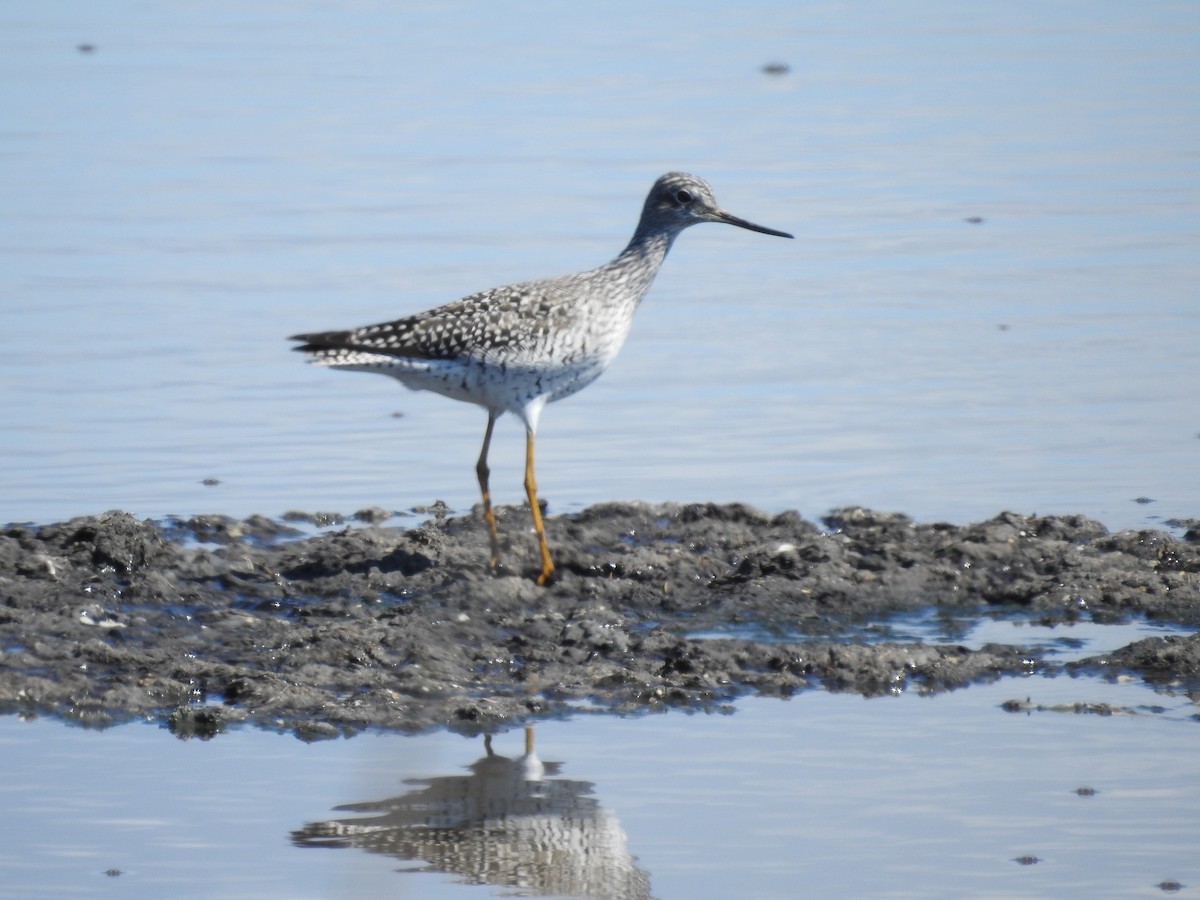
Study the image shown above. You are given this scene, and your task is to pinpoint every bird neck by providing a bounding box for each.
[620,225,677,265]
[608,228,676,295]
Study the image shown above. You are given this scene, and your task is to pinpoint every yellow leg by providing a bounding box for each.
[475,413,502,571]
[524,428,555,585]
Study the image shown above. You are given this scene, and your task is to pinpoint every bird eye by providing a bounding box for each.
[675,190,693,204]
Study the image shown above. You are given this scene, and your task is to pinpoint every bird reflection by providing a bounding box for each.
[292,726,654,900]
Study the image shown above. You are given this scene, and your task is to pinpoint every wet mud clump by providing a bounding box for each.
[1,503,1197,738]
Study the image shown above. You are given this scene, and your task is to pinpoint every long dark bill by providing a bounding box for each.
[714,209,793,239]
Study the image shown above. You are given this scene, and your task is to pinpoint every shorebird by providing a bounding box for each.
[291,172,792,584]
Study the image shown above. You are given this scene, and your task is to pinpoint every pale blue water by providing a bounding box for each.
[2,679,1197,900]
[1,1,1197,531]
[2,4,1198,899]
[690,611,1187,662]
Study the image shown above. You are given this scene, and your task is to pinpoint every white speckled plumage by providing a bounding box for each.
[292,172,791,583]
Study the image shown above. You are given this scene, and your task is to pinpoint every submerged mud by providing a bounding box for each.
[1,503,1197,738]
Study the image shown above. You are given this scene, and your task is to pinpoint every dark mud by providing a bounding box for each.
[1,503,1197,738]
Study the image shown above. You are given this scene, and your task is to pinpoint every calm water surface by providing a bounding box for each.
[1,1,1196,531]
[1,678,1197,900]
[2,4,1198,899]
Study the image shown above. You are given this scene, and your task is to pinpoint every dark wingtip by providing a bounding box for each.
[289,333,318,353]
[289,331,349,353]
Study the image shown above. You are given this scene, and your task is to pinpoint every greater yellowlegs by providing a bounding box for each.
[291,172,792,584]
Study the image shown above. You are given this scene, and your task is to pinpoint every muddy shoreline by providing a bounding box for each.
[2,503,1197,739]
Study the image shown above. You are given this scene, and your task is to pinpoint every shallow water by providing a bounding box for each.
[689,611,1188,664]
[2,5,1198,899]
[2,675,1196,900]
[1,1,1197,531]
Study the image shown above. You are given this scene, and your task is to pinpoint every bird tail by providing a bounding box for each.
[288,330,361,365]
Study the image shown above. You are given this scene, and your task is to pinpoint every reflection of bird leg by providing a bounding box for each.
[520,724,544,780]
